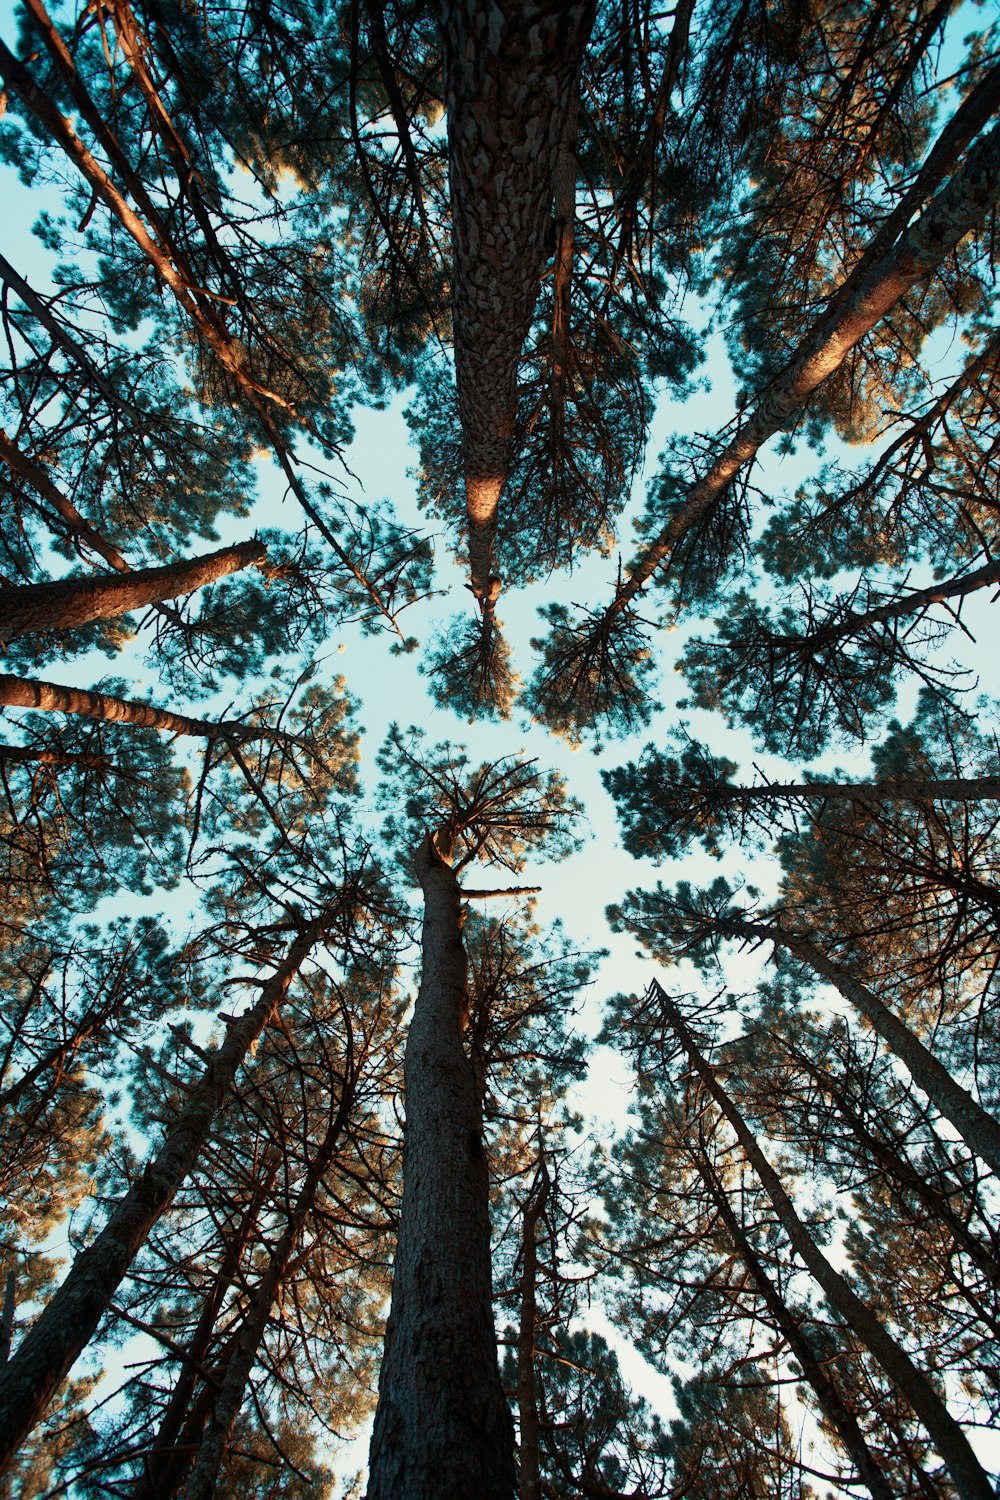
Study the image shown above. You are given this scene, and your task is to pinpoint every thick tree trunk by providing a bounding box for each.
[599,113,1000,620]
[0,924,323,1471]
[718,914,1000,1178]
[367,831,515,1500]
[0,539,266,643]
[655,984,995,1500]
[441,0,595,605]
[517,1159,549,1500]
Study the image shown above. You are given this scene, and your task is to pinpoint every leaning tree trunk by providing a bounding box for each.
[0,922,324,1472]
[441,0,595,612]
[654,983,996,1500]
[694,1143,894,1500]
[367,831,515,1500]
[598,112,1000,622]
[0,672,276,743]
[181,1061,355,1500]
[717,913,1000,1178]
[0,539,267,642]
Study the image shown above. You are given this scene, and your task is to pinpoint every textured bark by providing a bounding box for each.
[718,914,1000,1178]
[367,831,515,1500]
[0,673,275,743]
[656,985,995,1500]
[516,1159,549,1500]
[441,0,595,602]
[599,114,1000,621]
[0,540,266,642]
[0,925,323,1470]
[696,1147,894,1500]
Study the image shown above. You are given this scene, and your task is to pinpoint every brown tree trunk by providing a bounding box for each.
[0,540,266,643]
[517,1158,549,1500]
[367,831,515,1500]
[718,914,1000,1178]
[131,1156,281,1500]
[0,923,324,1471]
[655,983,996,1500]
[0,672,258,742]
[701,773,1000,808]
[598,113,1000,621]
[694,1143,894,1500]
[181,1061,355,1500]
[441,0,595,605]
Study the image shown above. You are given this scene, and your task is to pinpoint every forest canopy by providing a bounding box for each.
[0,0,999,1497]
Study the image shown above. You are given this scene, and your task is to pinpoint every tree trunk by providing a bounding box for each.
[599,113,1000,620]
[0,539,266,643]
[654,983,996,1500]
[695,1143,894,1500]
[181,1058,355,1500]
[0,672,258,742]
[441,0,595,605]
[367,831,515,1500]
[0,923,323,1471]
[517,1158,549,1500]
[131,1156,281,1500]
[718,913,1000,1178]
[704,774,1000,809]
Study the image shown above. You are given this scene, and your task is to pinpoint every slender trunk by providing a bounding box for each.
[598,113,1000,620]
[0,540,266,643]
[441,0,595,604]
[517,1159,549,1500]
[0,431,131,574]
[0,19,401,632]
[0,923,323,1470]
[695,1144,894,1500]
[703,774,1000,808]
[0,1272,14,1366]
[654,982,995,1500]
[0,672,269,743]
[131,1156,281,1500]
[182,1057,355,1500]
[787,1042,1000,1302]
[716,912,1000,1178]
[772,556,1000,658]
[367,831,515,1500]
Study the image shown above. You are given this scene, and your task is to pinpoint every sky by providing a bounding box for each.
[2,0,999,1488]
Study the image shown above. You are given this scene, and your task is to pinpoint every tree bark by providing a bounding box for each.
[596,113,1000,622]
[367,831,515,1500]
[0,540,266,643]
[695,1143,894,1500]
[717,913,1000,1179]
[517,1158,549,1500]
[699,773,1000,808]
[0,923,324,1471]
[655,983,996,1500]
[441,0,595,605]
[0,672,263,742]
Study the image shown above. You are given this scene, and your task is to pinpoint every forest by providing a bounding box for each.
[0,0,998,1495]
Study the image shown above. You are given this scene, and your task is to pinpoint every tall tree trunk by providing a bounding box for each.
[715,912,1000,1178]
[0,672,269,743]
[0,922,324,1471]
[689,773,1000,809]
[654,982,996,1500]
[0,539,266,642]
[694,1142,894,1500]
[181,1062,355,1500]
[441,0,595,608]
[517,1157,550,1500]
[594,113,1000,623]
[131,1156,281,1500]
[367,831,515,1500]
